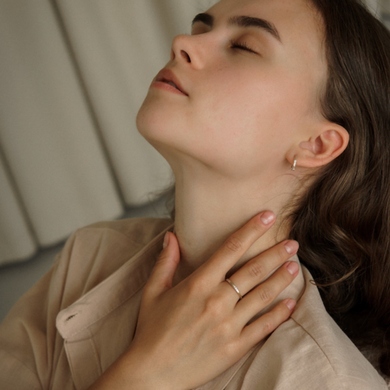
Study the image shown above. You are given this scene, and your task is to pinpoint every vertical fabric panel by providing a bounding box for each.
[0,0,123,252]
[365,0,390,20]
[0,0,386,265]
[380,0,390,28]
[0,0,216,264]
[366,0,381,14]
[0,152,37,265]
[54,0,215,205]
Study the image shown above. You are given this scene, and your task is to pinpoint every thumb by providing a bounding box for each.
[145,232,181,297]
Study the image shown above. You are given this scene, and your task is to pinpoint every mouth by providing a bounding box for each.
[155,69,189,96]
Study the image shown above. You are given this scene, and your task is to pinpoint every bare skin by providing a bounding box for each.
[137,0,348,280]
[89,0,350,387]
[88,213,299,390]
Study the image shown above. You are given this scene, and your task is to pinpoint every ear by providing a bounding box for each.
[289,123,349,169]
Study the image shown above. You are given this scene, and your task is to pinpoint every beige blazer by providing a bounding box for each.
[0,218,387,389]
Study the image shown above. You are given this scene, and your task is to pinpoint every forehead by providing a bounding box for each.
[208,0,327,98]
[208,0,320,29]
[207,0,324,47]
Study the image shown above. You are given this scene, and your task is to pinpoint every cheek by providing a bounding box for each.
[191,72,290,145]
[190,71,314,171]
[137,65,316,177]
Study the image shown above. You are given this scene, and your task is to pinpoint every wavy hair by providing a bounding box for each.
[165,0,390,376]
[289,0,390,376]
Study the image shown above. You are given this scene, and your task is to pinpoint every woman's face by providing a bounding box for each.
[137,0,326,179]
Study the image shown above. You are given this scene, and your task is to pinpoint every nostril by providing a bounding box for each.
[180,50,191,63]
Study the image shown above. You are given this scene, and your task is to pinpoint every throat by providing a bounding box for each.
[171,178,292,284]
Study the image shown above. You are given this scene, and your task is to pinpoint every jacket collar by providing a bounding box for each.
[56,223,173,339]
[56,224,305,390]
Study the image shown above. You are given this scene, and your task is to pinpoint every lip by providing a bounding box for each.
[152,68,189,96]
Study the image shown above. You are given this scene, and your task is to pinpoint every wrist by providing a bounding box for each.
[89,348,175,390]
[87,353,163,390]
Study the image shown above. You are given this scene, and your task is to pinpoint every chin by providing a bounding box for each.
[137,95,186,147]
[136,98,165,142]
[136,100,178,163]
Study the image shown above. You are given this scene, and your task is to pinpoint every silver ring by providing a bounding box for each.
[225,278,243,300]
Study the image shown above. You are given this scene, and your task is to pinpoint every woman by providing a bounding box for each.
[0,0,389,388]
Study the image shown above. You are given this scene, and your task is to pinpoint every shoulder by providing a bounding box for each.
[249,266,387,389]
[0,218,173,388]
[55,217,173,301]
[73,217,173,245]
[277,266,388,389]
[64,217,173,268]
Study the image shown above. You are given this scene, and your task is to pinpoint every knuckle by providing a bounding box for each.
[257,287,273,305]
[224,236,243,253]
[216,321,234,338]
[187,277,206,296]
[223,339,239,358]
[262,320,275,334]
[248,260,265,279]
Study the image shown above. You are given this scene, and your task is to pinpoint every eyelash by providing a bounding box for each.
[229,40,258,54]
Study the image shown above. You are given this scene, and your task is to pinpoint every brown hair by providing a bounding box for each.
[165,0,390,376]
[289,0,390,376]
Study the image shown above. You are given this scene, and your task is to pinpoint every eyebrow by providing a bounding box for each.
[191,13,282,43]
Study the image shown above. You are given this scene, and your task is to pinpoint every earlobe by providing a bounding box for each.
[290,125,349,169]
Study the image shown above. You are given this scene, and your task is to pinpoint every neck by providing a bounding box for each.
[172,165,298,284]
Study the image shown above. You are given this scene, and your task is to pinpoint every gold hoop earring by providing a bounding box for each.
[291,156,298,171]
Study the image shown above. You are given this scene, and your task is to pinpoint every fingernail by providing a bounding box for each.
[284,240,299,254]
[285,261,299,276]
[285,299,296,311]
[163,232,170,249]
[260,211,275,225]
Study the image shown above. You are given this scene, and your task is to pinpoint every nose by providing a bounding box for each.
[170,34,205,69]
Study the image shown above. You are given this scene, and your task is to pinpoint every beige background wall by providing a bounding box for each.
[0,0,214,265]
[0,0,387,266]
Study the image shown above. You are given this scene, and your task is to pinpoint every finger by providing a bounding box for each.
[200,211,276,282]
[240,299,296,350]
[234,261,299,324]
[225,240,299,298]
[144,232,181,298]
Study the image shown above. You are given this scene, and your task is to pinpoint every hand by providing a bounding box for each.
[89,212,299,390]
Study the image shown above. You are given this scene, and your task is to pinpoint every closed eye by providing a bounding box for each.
[229,40,258,54]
